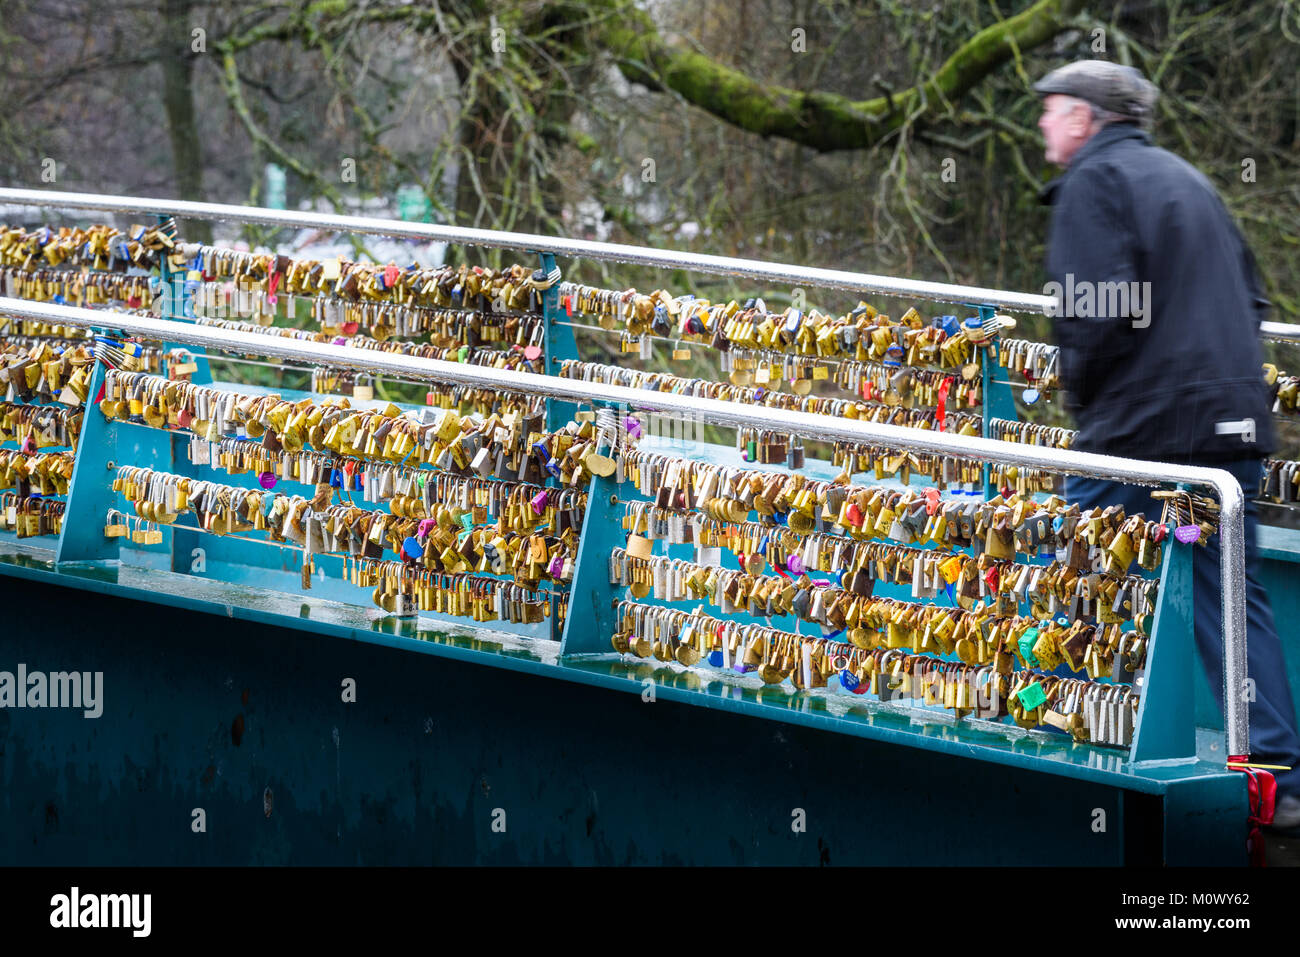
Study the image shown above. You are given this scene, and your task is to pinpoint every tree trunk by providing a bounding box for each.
[160,0,211,243]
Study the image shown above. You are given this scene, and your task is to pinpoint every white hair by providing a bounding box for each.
[1060,94,1142,131]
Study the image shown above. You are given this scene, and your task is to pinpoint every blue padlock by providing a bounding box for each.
[934,314,961,337]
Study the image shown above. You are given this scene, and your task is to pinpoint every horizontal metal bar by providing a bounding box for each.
[0,296,1249,758]
[1262,321,1300,344]
[0,188,1056,314]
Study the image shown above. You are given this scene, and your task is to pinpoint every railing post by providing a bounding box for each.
[1129,535,1196,761]
[537,252,577,433]
[156,217,213,384]
[559,471,620,655]
[54,359,119,564]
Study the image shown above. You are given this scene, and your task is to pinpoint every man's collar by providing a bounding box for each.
[1039,123,1148,205]
[1068,121,1148,168]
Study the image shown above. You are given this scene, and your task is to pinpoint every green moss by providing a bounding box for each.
[305,0,349,17]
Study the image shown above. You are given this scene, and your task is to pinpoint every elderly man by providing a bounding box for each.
[1035,59,1300,834]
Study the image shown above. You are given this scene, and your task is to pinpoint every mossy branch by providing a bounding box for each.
[606,0,1086,152]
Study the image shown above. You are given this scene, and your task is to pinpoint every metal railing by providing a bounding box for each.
[0,295,1252,759]
[0,187,1056,314]
[7,185,1296,340]
[1262,321,1300,344]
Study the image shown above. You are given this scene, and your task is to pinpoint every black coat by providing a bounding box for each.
[1042,122,1275,464]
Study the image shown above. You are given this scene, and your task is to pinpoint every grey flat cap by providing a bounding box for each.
[1034,60,1158,120]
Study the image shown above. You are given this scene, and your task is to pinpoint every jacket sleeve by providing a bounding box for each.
[1048,163,1142,411]
[1235,220,1271,330]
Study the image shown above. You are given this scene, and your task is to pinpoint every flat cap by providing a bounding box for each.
[1033,60,1158,120]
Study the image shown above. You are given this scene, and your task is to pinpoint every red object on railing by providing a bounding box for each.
[1230,755,1276,867]
[935,376,954,431]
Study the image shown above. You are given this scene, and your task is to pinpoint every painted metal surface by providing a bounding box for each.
[538,251,579,432]
[0,547,1245,864]
[54,360,120,564]
[1130,539,1196,762]
[560,473,618,656]
[156,231,213,385]
[0,545,1239,792]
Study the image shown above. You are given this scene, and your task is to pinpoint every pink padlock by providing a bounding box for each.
[531,489,550,515]
[625,416,642,439]
[786,554,804,575]
[417,518,437,539]
[549,554,565,578]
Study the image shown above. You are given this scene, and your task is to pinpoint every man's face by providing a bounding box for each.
[1038,94,1093,166]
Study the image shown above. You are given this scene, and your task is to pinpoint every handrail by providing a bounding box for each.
[0,187,1057,314]
[0,295,1251,759]
[1262,321,1300,344]
[6,186,1292,343]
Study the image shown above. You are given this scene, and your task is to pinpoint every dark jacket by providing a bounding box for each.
[1042,122,1275,464]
